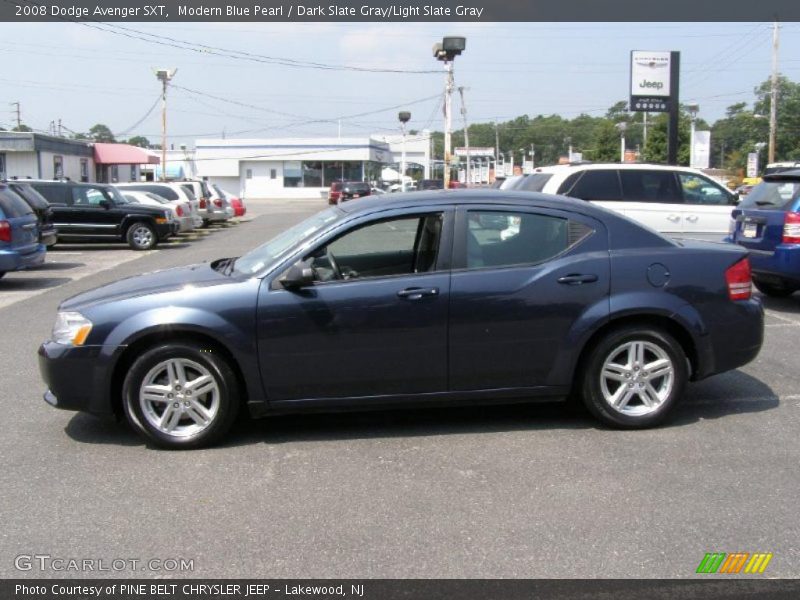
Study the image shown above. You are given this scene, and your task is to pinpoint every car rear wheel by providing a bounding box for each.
[126,222,158,251]
[753,280,797,297]
[581,326,688,428]
[122,343,239,449]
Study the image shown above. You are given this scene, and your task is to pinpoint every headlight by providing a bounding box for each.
[52,312,93,346]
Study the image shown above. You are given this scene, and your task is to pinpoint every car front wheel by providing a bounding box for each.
[126,222,158,251]
[122,343,240,449]
[580,326,688,429]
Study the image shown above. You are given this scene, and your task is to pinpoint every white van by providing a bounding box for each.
[510,163,738,240]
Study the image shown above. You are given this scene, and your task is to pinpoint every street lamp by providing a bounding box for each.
[154,68,177,182]
[398,111,411,192]
[616,122,628,163]
[433,36,466,189]
[687,103,700,168]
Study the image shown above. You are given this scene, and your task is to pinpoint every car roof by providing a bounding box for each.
[763,169,800,180]
[26,179,113,188]
[338,188,608,218]
[531,162,708,175]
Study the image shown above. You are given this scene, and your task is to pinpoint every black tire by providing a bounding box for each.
[580,326,688,429]
[201,219,211,228]
[125,222,158,251]
[122,342,240,449]
[753,279,797,298]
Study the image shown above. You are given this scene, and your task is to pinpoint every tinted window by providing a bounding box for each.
[0,188,34,218]
[72,186,112,206]
[9,184,49,210]
[565,170,622,201]
[556,172,583,195]
[466,210,590,269]
[620,170,683,203]
[515,174,554,192]
[679,173,730,205]
[739,180,800,211]
[29,183,71,205]
[123,185,179,201]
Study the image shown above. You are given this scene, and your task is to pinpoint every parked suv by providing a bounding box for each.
[7,181,58,247]
[0,184,45,278]
[29,180,177,251]
[507,164,738,240]
[115,182,203,229]
[328,181,371,205]
[729,169,800,296]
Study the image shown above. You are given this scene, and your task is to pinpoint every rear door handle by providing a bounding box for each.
[686,214,699,222]
[397,287,439,300]
[557,274,598,285]
[667,214,681,222]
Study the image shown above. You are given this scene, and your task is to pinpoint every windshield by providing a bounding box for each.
[233,207,343,275]
[107,186,129,204]
[739,180,800,211]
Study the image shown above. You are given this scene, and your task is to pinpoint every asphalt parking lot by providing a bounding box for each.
[1,198,799,579]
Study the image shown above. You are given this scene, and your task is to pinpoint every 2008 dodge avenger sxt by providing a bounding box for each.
[39,190,763,448]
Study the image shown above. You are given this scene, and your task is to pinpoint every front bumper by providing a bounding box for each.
[0,244,46,272]
[38,342,116,415]
[155,222,178,240]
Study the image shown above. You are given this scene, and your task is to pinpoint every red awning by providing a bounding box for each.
[93,143,160,165]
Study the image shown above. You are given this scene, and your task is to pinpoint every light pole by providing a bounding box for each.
[458,86,470,187]
[616,122,628,163]
[687,103,699,168]
[433,36,466,189]
[398,111,410,192]
[154,68,177,182]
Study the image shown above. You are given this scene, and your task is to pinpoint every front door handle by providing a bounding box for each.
[557,274,598,285]
[686,214,699,222]
[397,287,439,300]
[667,214,681,222]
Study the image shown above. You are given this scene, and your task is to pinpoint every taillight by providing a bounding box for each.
[783,212,800,244]
[725,257,752,301]
[176,205,184,217]
[213,199,222,207]
[0,220,10,243]
[199,198,207,209]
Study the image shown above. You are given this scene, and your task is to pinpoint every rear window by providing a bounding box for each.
[0,188,34,218]
[566,170,622,201]
[123,185,179,201]
[9,184,49,210]
[739,180,800,211]
[346,182,369,192]
[514,174,553,192]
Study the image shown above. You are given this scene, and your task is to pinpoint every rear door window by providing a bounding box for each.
[30,183,71,206]
[620,170,683,204]
[564,170,622,201]
[515,174,553,192]
[0,188,34,218]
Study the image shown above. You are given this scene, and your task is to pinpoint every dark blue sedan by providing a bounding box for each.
[39,190,764,448]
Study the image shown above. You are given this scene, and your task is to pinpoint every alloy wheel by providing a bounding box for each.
[599,340,675,417]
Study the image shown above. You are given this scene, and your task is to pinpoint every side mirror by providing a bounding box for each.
[281,263,315,289]
[729,192,740,205]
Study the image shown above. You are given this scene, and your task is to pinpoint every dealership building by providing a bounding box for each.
[187,133,432,199]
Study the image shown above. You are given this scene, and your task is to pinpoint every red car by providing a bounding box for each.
[230,197,246,217]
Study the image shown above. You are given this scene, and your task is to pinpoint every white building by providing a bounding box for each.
[0,132,94,182]
[192,137,392,199]
[371,130,432,179]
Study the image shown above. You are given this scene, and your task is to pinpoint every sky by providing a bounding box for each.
[1,21,799,146]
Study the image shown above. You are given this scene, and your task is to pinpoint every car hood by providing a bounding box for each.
[60,261,236,311]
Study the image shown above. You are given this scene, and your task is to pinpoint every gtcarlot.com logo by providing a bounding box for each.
[696,552,773,574]
[14,554,194,573]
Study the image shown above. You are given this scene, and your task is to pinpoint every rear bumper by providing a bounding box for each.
[38,342,115,415]
[749,244,800,286]
[40,227,58,247]
[694,298,764,380]
[0,244,46,272]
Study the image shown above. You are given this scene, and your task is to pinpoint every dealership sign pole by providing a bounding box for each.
[630,50,679,165]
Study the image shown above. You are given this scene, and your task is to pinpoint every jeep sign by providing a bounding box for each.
[630,50,672,113]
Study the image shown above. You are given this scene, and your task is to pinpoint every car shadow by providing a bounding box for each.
[0,276,72,290]
[62,371,778,449]
[757,292,800,315]
[29,261,85,271]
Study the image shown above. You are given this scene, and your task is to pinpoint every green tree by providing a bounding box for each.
[88,123,116,143]
[11,124,33,132]
[126,135,150,148]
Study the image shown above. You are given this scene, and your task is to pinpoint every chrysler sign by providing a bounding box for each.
[630,50,672,112]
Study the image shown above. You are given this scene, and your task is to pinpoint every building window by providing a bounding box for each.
[130,165,137,181]
[246,168,253,179]
[324,161,363,186]
[53,155,64,179]
[110,165,119,183]
[270,169,277,179]
[283,161,302,187]
[303,161,323,187]
[80,158,89,182]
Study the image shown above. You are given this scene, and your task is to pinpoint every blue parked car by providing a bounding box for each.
[0,184,46,279]
[730,170,800,297]
[39,190,763,449]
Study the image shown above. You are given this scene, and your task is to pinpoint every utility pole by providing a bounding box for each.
[458,86,470,187]
[494,119,500,178]
[154,68,177,182]
[10,102,21,129]
[768,19,780,165]
[433,37,465,189]
[57,118,62,137]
